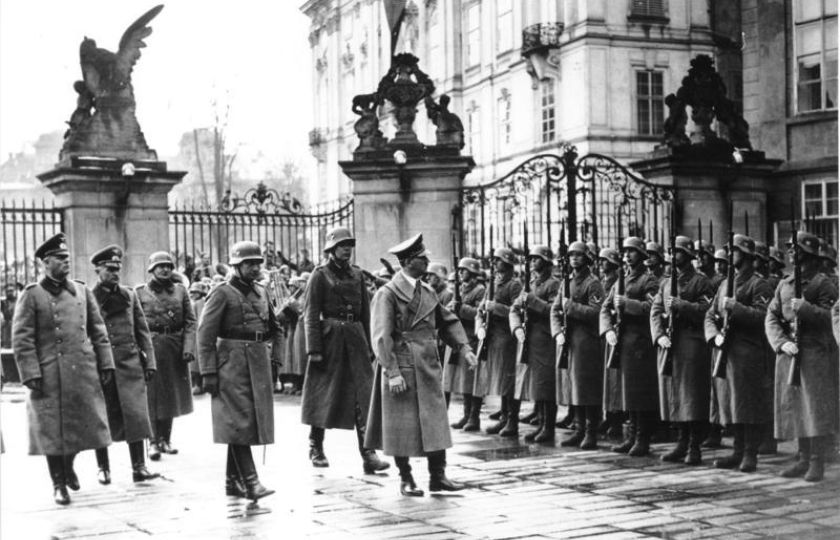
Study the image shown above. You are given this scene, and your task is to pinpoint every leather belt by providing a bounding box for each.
[221,330,269,342]
[149,325,183,334]
[324,314,357,322]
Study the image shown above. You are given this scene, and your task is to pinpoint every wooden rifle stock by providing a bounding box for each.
[660,212,679,377]
[712,200,735,379]
[557,221,570,369]
[788,200,802,386]
[607,219,623,369]
[516,219,531,364]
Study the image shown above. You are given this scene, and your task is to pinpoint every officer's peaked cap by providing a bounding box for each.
[35,232,69,260]
[90,244,123,267]
[388,234,430,260]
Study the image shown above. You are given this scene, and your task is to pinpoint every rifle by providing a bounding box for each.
[557,220,571,369]
[744,210,750,237]
[516,219,531,364]
[475,225,495,362]
[788,199,802,386]
[660,208,678,376]
[443,230,462,366]
[712,200,735,379]
[607,216,624,369]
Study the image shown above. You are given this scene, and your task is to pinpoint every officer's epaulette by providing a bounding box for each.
[24,282,37,291]
[73,279,85,285]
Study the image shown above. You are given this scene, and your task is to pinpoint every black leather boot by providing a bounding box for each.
[781,438,811,478]
[225,445,247,497]
[519,406,538,425]
[661,423,689,462]
[702,423,723,448]
[451,394,472,429]
[499,398,520,437]
[715,424,745,469]
[232,445,275,501]
[47,455,70,505]
[96,448,111,485]
[129,441,160,482]
[485,397,507,435]
[158,418,178,454]
[64,453,80,491]
[628,412,652,457]
[579,406,599,450]
[395,457,423,497]
[428,451,465,492]
[524,401,545,443]
[556,405,575,429]
[685,421,706,465]
[535,402,557,443]
[309,426,329,467]
[804,437,825,482]
[355,407,390,474]
[463,396,483,432]
[561,406,586,447]
[611,413,636,453]
[149,437,162,461]
[488,408,503,421]
[757,423,778,455]
[739,424,760,472]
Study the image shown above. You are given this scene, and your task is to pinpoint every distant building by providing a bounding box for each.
[301,0,718,200]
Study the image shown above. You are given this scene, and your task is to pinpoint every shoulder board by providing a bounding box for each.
[73,279,85,285]
[24,282,37,291]
[314,263,327,271]
[135,284,146,290]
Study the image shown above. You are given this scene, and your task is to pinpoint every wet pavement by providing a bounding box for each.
[2,385,839,539]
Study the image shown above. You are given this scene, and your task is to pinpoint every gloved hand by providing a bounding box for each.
[23,377,42,393]
[475,326,487,341]
[781,341,799,356]
[790,298,805,313]
[144,369,156,382]
[605,330,618,347]
[722,296,735,312]
[183,352,195,364]
[714,334,725,347]
[99,369,114,387]
[484,300,497,312]
[308,353,324,368]
[657,336,671,349]
[555,333,566,345]
[462,348,478,368]
[202,374,219,396]
[613,294,626,310]
[514,328,525,343]
[388,375,407,395]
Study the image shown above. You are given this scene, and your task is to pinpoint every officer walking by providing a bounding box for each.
[12,233,115,505]
[89,245,160,485]
[301,227,389,474]
[197,241,280,501]
[651,236,714,465]
[135,252,196,459]
[365,234,476,496]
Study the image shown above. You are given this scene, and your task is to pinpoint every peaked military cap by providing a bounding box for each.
[35,232,69,260]
[90,244,123,267]
[598,248,621,266]
[786,231,821,256]
[493,247,516,266]
[528,245,553,262]
[323,227,355,252]
[388,233,430,260]
[457,257,482,275]
[673,235,696,257]
[147,251,175,272]
[621,237,648,258]
[730,234,755,256]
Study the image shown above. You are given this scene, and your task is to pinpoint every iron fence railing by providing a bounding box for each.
[0,199,64,287]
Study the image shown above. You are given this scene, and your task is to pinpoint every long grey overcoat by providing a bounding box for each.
[474,274,521,397]
[365,271,469,456]
[651,266,714,422]
[600,273,622,412]
[704,268,773,425]
[510,272,559,401]
[765,268,839,439]
[93,282,156,442]
[13,279,115,455]
[198,278,279,445]
[442,280,484,394]
[136,279,196,419]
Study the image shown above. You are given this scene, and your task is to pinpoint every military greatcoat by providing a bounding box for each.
[510,272,560,401]
[93,282,156,442]
[301,260,374,430]
[765,268,839,439]
[136,278,196,420]
[599,265,659,411]
[474,274,521,398]
[550,268,604,406]
[365,271,469,456]
[600,272,622,412]
[442,280,484,395]
[650,266,714,422]
[198,277,280,445]
[13,278,115,455]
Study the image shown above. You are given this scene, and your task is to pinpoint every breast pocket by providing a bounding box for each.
[395,341,414,369]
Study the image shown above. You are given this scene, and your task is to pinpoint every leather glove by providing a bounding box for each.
[463,350,478,369]
[556,333,566,345]
[388,375,407,395]
[24,377,42,393]
[781,341,799,356]
[613,294,626,310]
[714,334,725,347]
[99,369,114,387]
[790,298,805,313]
[657,336,672,349]
[514,328,526,343]
[144,369,156,382]
[484,300,497,312]
[183,352,195,364]
[202,374,219,396]
[475,326,487,341]
[605,330,618,347]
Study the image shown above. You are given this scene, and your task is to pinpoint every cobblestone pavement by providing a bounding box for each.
[2,385,839,539]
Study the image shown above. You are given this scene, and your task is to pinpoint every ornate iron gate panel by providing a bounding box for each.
[457,145,674,257]
[169,182,353,268]
[1,199,65,286]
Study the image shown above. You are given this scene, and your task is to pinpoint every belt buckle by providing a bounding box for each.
[346,314,355,322]
[255,331,264,341]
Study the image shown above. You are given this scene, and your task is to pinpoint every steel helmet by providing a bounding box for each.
[147,251,175,272]
[229,241,264,265]
[768,246,785,265]
[567,241,591,261]
[528,245,553,263]
[598,248,621,266]
[621,237,648,258]
[753,241,769,262]
[730,234,756,256]
[714,249,728,263]
[786,231,820,257]
[426,262,448,279]
[493,247,516,266]
[673,235,696,257]
[323,227,355,252]
[457,257,482,275]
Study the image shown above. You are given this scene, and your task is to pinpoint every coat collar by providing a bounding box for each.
[229,275,258,297]
[148,277,175,293]
[40,276,75,296]
[391,271,436,328]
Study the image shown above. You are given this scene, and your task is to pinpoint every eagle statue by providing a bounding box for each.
[60,5,164,162]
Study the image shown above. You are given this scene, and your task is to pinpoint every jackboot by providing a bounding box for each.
[739,423,761,473]
[611,413,636,453]
[158,418,178,454]
[661,423,689,463]
[95,448,111,485]
[579,406,599,450]
[535,402,557,443]
[148,436,162,461]
[444,391,451,409]
[64,453,80,491]
[488,408,503,421]
[606,412,624,439]
[499,398,520,438]
[714,424,745,469]
[355,407,390,474]
[451,394,472,429]
[47,455,70,505]
[781,438,811,478]
[561,406,586,447]
[395,457,424,496]
[225,445,247,497]
[232,445,274,501]
[463,396,483,432]
[428,451,465,492]
[309,426,329,468]
[684,421,706,465]
[628,412,652,457]
[702,423,723,448]
[804,436,825,482]
[129,441,160,482]
[523,401,545,443]
[485,397,508,435]
[757,423,778,455]
[556,405,575,429]
[519,406,538,425]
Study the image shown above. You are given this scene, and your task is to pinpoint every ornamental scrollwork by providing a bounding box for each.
[218,182,304,215]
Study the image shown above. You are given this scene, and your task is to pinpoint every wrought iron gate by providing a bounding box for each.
[456,144,674,257]
[1,200,65,286]
[169,182,353,269]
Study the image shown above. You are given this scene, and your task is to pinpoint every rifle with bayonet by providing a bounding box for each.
[607,216,624,369]
[556,220,571,369]
[788,200,802,386]
[475,225,495,362]
[660,208,678,376]
[516,219,531,364]
[444,230,462,365]
[712,200,735,379]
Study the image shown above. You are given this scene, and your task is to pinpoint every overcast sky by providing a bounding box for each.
[0,0,313,167]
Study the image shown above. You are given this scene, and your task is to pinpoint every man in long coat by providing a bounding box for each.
[13,233,115,505]
[551,241,605,449]
[365,234,476,496]
[511,245,560,443]
[651,236,714,465]
[135,251,196,459]
[766,231,839,482]
[599,248,624,439]
[301,227,389,474]
[198,241,280,501]
[600,237,660,457]
[475,248,521,436]
[704,234,773,472]
[89,245,160,485]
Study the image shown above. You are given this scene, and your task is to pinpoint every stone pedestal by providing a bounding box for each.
[37,157,185,286]
[340,153,475,271]
[631,147,783,243]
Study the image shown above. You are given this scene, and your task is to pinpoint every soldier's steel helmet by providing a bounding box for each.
[493,247,516,266]
[819,240,838,266]
[147,251,175,272]
[586,242,599,260]
[229,241,264,265]
[621,237,648,258]
[730,234,756,256]
[568,241,591,261]
[714,249,728,263]
[673,236,696,258]
[786,231,821,257]
[457,257,482,275]
[754,241,770,262]
[598,248,621,266]
[426,262,448,279]
[528,245,553,262]
[323,227,356,252]
[769,246,785,265]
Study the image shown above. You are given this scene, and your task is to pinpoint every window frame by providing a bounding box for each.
[792,0,838,113]
[540,79,556,144]
[496,0,514,54]
[635,69,665,136]
[498,90,512,149]
[466,3,481,68]
[802,178,839,218]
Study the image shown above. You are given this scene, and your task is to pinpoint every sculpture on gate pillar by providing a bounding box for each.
[60,4,164,162]
[376,53,435,146]
[351,93,386,152]
[426,94,465,150]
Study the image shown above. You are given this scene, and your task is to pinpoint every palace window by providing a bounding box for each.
[466,3,481,67]
[629,0,666,20]
[636,70,664,135]
[794,0,837,112]
[540,80,556,143]
[498,90,512,148]
[802,179,839,245]
[496,0,514,53]
[467,102,481,160]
